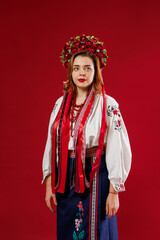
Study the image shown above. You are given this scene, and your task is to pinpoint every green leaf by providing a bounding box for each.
[79,230,84,239]
[73,230,78,240]
[76,212,81,218]
[97,41,103,45]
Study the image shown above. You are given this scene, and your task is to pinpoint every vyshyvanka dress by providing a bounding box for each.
[41,93,132,240]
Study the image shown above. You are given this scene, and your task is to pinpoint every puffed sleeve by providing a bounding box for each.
[41,96,63,184]
[105,96,132,192]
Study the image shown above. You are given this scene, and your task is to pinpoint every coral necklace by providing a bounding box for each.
[70,95,87,137]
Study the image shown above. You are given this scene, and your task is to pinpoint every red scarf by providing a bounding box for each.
[51,85,107,194]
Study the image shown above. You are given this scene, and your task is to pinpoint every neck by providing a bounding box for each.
[76,88,88,99]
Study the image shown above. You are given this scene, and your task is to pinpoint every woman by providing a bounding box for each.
[41,34,132,240]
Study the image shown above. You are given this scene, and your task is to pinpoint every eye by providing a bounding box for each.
[73,67,78,70]
[85,67,91,70]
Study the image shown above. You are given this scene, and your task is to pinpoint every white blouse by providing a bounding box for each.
[41,93,132,192]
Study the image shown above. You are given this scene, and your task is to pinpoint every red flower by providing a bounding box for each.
[72,48,77,53]
[117,120,121,127]
[97,52,103,58]
[65,52,72,60]
[72,47,81,53]
[88,47,93,52]
[86,41,92,47]
[120,184,125,189]
[77,201,84,210]
[97,44,103,50]
[91,37,98,43]
[113,109,118,115]
[80,35,88,42]
[80,45,86,50]
[73,42,80,48]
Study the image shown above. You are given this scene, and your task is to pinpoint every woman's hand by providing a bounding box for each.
[45,188,57,213]
[106,193,119,218]
[45,174,57,213]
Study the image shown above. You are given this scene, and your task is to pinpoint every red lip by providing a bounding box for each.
[78,78,86,82]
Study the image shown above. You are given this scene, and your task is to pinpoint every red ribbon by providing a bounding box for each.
[51,102,63,194]
[89,85,107,187]
[56,90,72,193]
[75,93,95,193]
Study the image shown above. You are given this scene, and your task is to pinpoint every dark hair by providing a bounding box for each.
[63,51,104,96]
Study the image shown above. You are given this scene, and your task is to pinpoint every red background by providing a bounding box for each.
[1,0,160,239]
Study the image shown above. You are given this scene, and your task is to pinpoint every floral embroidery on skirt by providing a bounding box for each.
[73,201,85,239]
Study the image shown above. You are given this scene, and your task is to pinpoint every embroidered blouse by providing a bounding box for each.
[41,93,132,192]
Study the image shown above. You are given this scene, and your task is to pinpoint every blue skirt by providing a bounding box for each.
[55,147,118,240]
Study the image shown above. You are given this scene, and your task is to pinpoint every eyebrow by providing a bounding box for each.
[73,65,92,67]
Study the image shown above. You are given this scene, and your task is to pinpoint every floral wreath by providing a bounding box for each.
[59,34,109,70]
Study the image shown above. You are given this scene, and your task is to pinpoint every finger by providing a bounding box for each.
[106,203,109,216]
[45,198,55,213]
[112,208,117,216]
[108,208,113,219]
[48,203,55,213]
[49,205,55,213]
[52,194,57,206]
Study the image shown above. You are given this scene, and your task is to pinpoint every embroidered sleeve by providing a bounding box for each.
[105,101,132,192]
[107,104,122,132]
[41,97,62,185]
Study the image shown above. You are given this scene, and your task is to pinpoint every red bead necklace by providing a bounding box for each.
[70,95,87,137]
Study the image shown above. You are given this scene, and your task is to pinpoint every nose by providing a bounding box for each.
[80,69,85,76]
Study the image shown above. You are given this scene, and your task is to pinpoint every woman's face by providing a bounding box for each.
[71,55,95,92]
